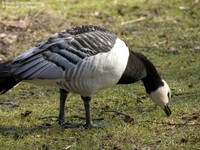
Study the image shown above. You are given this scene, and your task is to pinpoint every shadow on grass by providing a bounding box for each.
[0,124,53,138]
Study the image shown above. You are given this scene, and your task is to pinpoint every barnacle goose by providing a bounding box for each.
[0,25,171,128]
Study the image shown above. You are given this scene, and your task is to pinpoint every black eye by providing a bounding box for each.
[167,92,171,100]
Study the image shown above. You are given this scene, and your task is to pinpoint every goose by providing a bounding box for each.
[0,25,171,128]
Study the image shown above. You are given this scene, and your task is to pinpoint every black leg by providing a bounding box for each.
[81,96,106,128]
[81,96,92,127]
[58,89,82,128]
[58,89,68,124]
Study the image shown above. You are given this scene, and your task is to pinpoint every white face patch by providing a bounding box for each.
[148,80,171,109]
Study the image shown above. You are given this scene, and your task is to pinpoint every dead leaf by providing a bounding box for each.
[193,115,198,120]
[42,144,49,150]
[136,96,142,104]
[188,84,194,88]
[21,110,32,118]
[181,138,188,143]
[123,115,136,125]
[13,133,24,140]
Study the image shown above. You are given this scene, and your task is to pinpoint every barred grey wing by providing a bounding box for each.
[10,25,117,81]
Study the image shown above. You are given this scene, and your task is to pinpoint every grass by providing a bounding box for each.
[0,0,200,149]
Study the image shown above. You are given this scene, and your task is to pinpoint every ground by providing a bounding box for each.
[0,0,199,149]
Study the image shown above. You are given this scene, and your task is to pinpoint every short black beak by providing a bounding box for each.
[164,104,171,116]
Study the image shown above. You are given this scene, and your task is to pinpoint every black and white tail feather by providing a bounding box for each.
[0,25,171,128]
[0,61,19,94]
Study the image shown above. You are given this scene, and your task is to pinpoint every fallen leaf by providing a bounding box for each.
[188,84,194,88]
[21,110,32,118]
[13,133,23,140]
[193,115,198,120]
[42,144,49,150]
[181,138,188,143]
[123,115,136,125]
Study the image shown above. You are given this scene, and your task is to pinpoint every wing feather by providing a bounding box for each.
[9,25,118,81]
[27,63,61,79]
[12,57,44,75]
[18,60,49,79]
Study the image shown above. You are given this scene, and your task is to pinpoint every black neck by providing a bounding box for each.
[117,51,163,94]
[135,52,163,94]
[117,51,146,84]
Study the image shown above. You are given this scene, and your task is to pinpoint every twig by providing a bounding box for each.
[121,17,146,25]
[139,120,200,126]
[173,92,200,98]
[0,101,19,107]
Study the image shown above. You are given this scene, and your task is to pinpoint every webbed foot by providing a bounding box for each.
[60,122,83,128]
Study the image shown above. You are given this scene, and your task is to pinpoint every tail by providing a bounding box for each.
[0,61,19,94]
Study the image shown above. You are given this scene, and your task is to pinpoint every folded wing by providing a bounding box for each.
[9,25,117,81]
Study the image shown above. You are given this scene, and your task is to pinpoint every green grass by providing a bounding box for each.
[0,0,200,149]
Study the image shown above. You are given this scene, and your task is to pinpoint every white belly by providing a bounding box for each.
[58,38,130,96]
